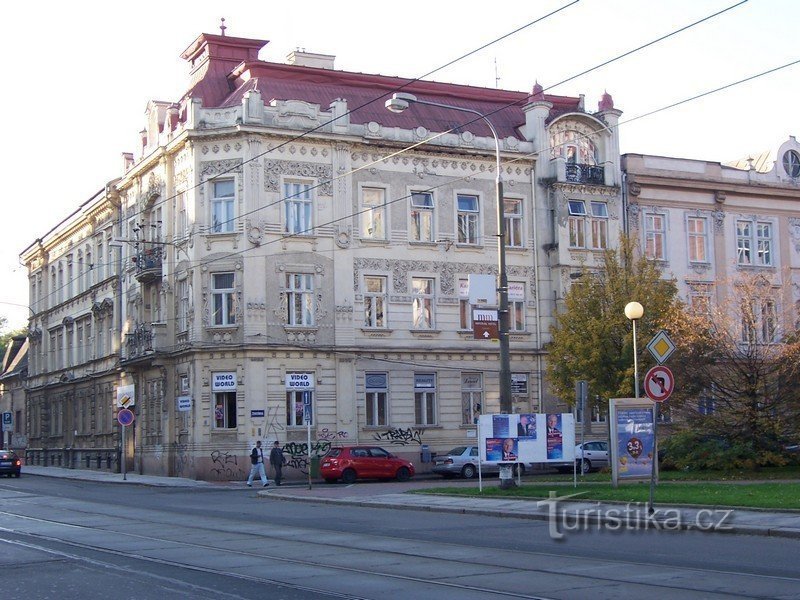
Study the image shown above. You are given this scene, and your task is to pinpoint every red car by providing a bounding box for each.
[320,446,415,484]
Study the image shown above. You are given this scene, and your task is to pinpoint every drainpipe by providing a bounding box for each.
[530,164,544,412]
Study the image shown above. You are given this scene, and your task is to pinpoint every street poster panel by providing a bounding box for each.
[610,398,657,485]
[546,413,564,459]
[479,413,575,463]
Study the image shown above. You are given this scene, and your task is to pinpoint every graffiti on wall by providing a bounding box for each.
[209,449,245,480]
[372,427,424,446]
[317,428,349,442]
[172,441,193,477]
[282,440,332,474]
[265,405,285,443]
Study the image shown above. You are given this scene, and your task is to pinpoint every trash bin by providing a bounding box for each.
[420,444,431,464]
[310,455,320,478]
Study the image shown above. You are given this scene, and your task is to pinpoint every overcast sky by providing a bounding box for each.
[1,0,797,329]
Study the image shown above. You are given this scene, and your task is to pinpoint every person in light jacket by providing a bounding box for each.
[247,441,269,487]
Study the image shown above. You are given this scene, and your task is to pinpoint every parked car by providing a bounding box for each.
[320,446,415,484]
[0,450,21,477]
[432,446,525,479]
[574,441,609,473]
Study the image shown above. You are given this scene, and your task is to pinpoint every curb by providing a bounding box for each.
[259,491,800,539]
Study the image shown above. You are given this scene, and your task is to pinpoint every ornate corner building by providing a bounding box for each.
[19,30,627,479]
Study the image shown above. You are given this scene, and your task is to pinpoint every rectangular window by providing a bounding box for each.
[211,180,235,233]
[96,236,104,282]
[213,392,237,428]
[457,194,480,245]
[284,181,313,235]
[644,213,666,260]
[76,323,84,365]
[178,279,189,332]
[286,273,314,326]
[414,373,436,425]
[212,272,236,326]
[589,202,608,249]
[411,277,434,329]
[568,200,586,248]
[741,298,777,344]
[410,192,434,242]
[504,198,523,248]
[459,278,472,330]
[176,191,188,240]
[688,216,708,263]
[461,372,483,425]
[736,220,773,267]
[56,329,64,370]
[508,282,525,331]
[363,276,387,328]
[286,389,313,426]
[365,372,388,426]
[361,187,386,239]
[698,396,716,415]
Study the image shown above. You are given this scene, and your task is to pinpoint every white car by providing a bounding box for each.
[432,446,526,479]
[574,441,609,473]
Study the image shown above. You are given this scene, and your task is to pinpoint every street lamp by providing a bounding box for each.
[385,92,512,413]
[624,301,644,398]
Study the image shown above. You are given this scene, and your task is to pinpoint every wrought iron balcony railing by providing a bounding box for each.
[133,245,163,282]
[565,163,605,185]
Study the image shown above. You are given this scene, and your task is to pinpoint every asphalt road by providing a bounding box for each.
[1,475,799,599]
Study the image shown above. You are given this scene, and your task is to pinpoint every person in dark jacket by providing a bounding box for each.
[269,441,287,486]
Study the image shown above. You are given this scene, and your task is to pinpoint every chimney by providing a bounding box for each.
[286,49,335,69]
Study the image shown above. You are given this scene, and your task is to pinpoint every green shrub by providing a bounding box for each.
[661,431,789,471]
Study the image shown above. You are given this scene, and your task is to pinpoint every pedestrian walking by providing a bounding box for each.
[247,441,269,487]
[269,441,287,486]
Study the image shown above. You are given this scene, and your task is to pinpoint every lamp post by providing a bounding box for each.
[624,302,644,399]
[385,92,512,413]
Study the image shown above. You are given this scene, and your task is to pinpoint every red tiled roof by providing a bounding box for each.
[180,35,581,140]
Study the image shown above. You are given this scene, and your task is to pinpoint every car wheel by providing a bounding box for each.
[461,464,476,479]
[513,463,525,476]
[341,469,357,484]
[324,477,337,484]
[396,466,411,482]
[579,459,592,474]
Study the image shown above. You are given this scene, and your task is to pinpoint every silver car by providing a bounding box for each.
[432,446,525,479]
[575,440,609,473]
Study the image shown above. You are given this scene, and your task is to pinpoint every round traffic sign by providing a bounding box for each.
[644,365,674,402]
[117,408,135,426]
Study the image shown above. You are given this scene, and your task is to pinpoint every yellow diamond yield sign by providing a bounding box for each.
[646,330,675,364]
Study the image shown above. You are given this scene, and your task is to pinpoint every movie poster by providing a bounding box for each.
[546,413,563,459]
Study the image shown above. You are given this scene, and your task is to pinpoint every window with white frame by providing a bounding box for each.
[365,372,388,426]
[106,233,116,277]
[411,277,434,329]
[286,386,313,427]
[363,276,387,328]
[504,198,523,247]
[95,235,104,282]
[213,391,237,429]
[211,179,235,233]
[508,281,525,331]
[737,220,773,266]
[741,297,777,344]
[361,187,386,239]
[568,201,586,248]
[56,328,64,370]
[410,191,434,242]
[77,253,83,294]
[66,258,74,299]
[178,279,189,332]
[85,249,92,290]
[644,213,666,260]
[284,180,313,235]
[286,273,314,326]
[48,330,57,372]
[457,194,480,245]
[687,216,708,263]
[57,264,64,304]
[211,272,236,326]
[568,200,608,249]
[414,373,436,425]
[458,278,472,330]
[176,191,188,240]
[461,372,483,425]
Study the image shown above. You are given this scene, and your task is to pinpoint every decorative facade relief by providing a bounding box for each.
[263,160,333,196]
[788,218,800,253]
[200,159,243,180]
[627,202,640,229]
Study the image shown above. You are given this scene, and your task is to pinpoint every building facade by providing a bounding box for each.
[21,31,624,479]
[0,336,28,452]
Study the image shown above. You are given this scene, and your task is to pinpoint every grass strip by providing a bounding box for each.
[413,481,800,510]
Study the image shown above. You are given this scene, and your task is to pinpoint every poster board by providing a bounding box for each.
[478,413,575,463]
[610,398,657,485]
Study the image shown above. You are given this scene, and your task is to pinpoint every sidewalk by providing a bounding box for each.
[17,465,800,539]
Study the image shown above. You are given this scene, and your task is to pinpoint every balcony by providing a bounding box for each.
[123,322,166,361]
[565,163,606,185]
[133,245,163,283]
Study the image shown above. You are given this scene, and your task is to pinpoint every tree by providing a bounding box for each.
[663,273,800,465]
[546,235,679,411]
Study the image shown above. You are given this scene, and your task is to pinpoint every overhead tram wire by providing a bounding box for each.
[120,1,582,229]
[33,0,756,309]
[45,53,800,340]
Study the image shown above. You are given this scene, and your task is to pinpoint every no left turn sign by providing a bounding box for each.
[644,365,674,402]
